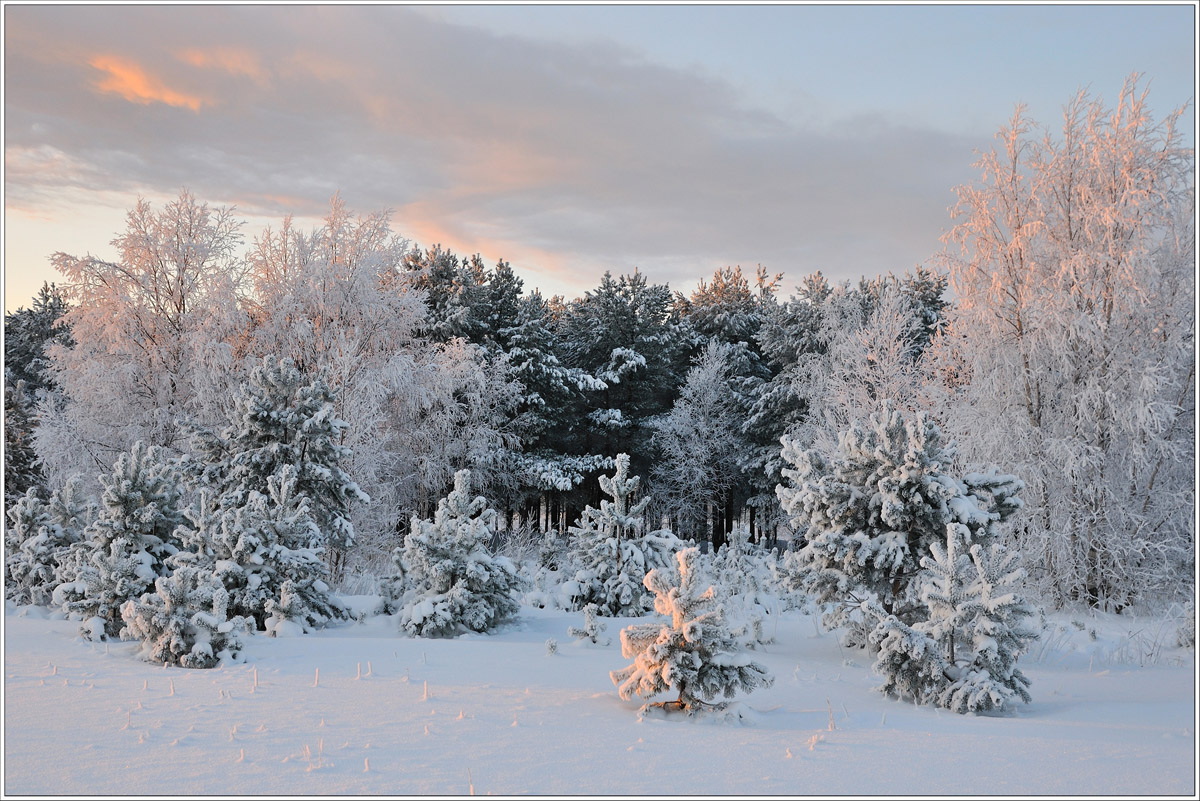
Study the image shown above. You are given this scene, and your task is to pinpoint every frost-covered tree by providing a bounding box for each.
[193,355,367,580]
[941,76,1194,609]
[651,341,751,547]
[566,454,682,616]
[794,282,943,456]
[38,191,245,485]
[394,470,521,638]
[241,197,437,564]
[610,548,774,713]
[776,403,1023,634]
[51,442,186,638]
[120,565,253,668]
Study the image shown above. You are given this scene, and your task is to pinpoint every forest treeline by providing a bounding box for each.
[5,77,1194,614]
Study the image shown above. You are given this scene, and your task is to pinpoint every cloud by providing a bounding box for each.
[5,5,985,301]
[89,54,205,111]
[178,47,269,87]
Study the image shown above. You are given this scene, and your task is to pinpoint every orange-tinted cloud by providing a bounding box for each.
[89,54,204,110]
[178,47,268,86]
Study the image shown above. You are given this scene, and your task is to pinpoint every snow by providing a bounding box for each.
[3,601,1195,796]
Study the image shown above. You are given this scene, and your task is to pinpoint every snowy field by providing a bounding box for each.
[4,599,1195,797]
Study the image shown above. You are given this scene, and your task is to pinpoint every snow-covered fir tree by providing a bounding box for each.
[565,454,682,616]
[567,602,610,645]
[610,547,774,713]
[179,468,346,633]
[120,563,253,668]
[193,355,368,581]
[52,442,186,639]
[394,470,521,638]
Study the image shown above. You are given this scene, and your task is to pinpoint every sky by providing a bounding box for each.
[3,3,1195,311]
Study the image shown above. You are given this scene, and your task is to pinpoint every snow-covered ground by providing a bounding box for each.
[4,599,1195,796]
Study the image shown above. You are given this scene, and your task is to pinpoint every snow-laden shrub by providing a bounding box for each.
[120,564,253,668]
[394,470,521,637]
[610,548,774,713]
[567,453,682,616]
[568,602,610,646]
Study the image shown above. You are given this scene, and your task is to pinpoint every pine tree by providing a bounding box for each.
[557,271,690,479]
[51,442,186,638]
[868,537,1038,714]
[120,564,253,668]
[5,383,44,506]
[776,404,959,628]
[194,356,368,581]
[5,284,70,503]
[566,454,682,616]
[935,542,1037,712]
[4,488,84,606]
[4,282,71,393]
[180,469,345,632]
[610,548,774,713]
[395,470,521,637]
[776,403,1022,635]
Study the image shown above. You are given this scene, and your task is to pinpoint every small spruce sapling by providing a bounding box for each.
[610,548,774,713]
